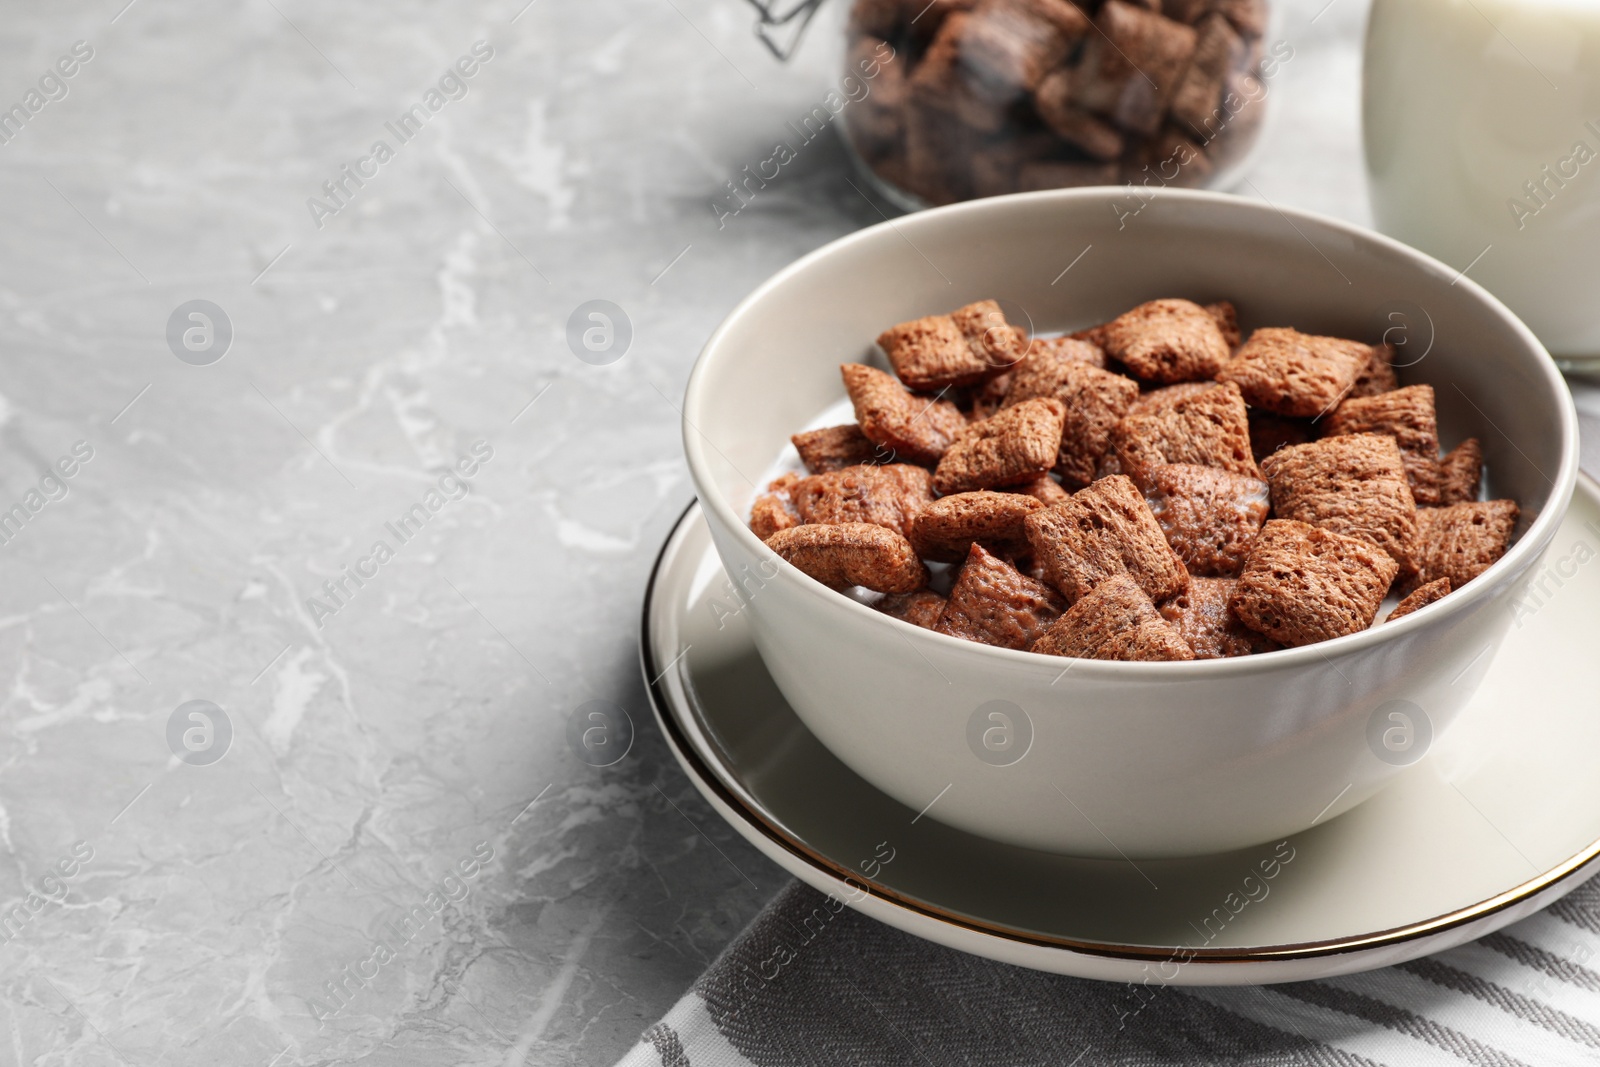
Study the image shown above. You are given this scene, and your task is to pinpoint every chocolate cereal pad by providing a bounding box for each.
[753,298,1519,658]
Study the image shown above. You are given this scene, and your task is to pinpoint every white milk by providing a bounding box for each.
[1363,0,1600,362]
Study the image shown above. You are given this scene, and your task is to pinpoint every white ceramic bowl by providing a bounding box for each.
[682,188,1579,859]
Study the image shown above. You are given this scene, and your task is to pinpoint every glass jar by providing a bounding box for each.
[839,0,1280,207]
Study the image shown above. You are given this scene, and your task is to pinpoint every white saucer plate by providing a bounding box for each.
[639,476,1600,985]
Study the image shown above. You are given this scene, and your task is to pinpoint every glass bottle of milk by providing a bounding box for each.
[1364,0,1600,366]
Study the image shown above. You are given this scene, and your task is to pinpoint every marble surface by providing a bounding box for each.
[0,1,1593,1066]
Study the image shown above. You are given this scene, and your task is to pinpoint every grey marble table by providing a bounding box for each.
[0,1,1593,1066]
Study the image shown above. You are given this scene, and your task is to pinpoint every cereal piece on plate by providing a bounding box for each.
[1248,411,1315,464]
[1386,577,1451,622]
[766,523,929,593]
[876,589,949,629]
[1024,474,1189,602]
[1405,500,1518,592]
[1230,519,1399,646]
[1009,472,1071,505]
[1260,433,1418,566]
[1436,438,1483,506]
[1324,384,1442,506]
[792,424,883,474]
[1098,299,1231,383]
[935,543,1067,649]
[1127,381,1219,417]
[1074,2,1198,137]
[1205,299,1241,349]
[1171,13,1244,136]
[1143,463,1269,577]
[1031,573,1195,660]
[792,463,935,539]
[1158,576,1279,658]
[1036,70,1126,159]
[841,363,970,465]
[1004,351,1139,488]
[1215,327,1373,417]
[933,397,1067,493]
[910,490,1044,562]
[1349,342,1399,398]
[1107,380,1261,486]
[877,299,1025,391]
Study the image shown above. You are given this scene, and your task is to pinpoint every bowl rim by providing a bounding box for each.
[682,186,1581,677]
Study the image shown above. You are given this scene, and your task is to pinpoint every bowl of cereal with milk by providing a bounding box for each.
[681,188,1578,858]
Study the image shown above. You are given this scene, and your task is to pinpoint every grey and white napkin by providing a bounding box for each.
[616,877,1600,1067]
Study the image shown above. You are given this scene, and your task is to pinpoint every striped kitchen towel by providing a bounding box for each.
[617,877,1600,1066]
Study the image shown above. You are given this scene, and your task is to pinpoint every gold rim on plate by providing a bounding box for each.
[639,480,1600,966]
